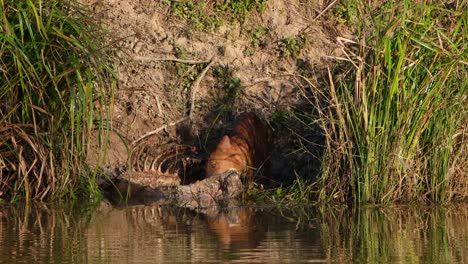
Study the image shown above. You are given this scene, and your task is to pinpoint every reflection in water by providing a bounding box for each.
[0,202,467,263]
[0,204,93,263]
[205,207,266,250]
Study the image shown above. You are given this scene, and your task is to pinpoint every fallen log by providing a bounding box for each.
[97,167,245,209]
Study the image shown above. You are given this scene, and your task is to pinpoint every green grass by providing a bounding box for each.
[0,0,115,202]
[164,0,224,32]
[284,0,467,204]
[312,0,467,204]
[333,0,358,25]
[249,26,269,48]
[244,26,269,56]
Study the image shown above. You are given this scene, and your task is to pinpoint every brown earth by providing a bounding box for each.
[82,0,353,181]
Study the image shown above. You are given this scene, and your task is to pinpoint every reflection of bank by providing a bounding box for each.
[205,207,266,249]
[85,203,269,262]
[2,203,466,263]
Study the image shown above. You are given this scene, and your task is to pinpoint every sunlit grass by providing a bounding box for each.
[313,0,467,203]
[0,0,115,201]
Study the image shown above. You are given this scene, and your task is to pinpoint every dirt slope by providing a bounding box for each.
[83,0,352,179]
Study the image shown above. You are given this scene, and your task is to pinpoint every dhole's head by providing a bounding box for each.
[205,135,249,177]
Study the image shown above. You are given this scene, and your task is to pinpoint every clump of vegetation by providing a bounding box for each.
[216,0,268,22]
[296,58,315,78]
[212,65,244,107]
[310,0,467,204]
[0,0,115,202]
[279,33,309,57]
[333,0,358,25]
[245,26,269,56]
[164,0,269,32]
[250,26,269,47]
[164,1,224,32]
[197,65,243,129]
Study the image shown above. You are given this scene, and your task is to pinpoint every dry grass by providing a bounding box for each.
[0,0,115,201]
[295,0,467,204]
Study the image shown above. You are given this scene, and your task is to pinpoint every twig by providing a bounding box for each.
[313,0,338,21]
[155,94,163,116]
[244,77,274,89]
[189,56,216,121]
[131,117,189,146]
[324,55,354,62]
[134,56,211,65]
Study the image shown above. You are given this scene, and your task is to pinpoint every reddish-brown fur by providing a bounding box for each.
[206,112,270,180]
[206,208,264,248]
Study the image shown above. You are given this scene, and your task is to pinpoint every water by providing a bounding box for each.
[0,202,466,263]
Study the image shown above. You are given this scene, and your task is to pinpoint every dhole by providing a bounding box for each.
[206,112,270,181]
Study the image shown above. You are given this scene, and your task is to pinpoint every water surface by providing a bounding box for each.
[0,202,466,263]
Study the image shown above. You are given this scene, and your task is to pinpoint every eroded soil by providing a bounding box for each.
[84,0,353,182]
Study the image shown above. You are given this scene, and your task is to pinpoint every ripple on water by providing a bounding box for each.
[0,204,467,263]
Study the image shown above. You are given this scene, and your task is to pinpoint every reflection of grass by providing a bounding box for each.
[272,205,468,263]
[0,0,115,201]
[2,203,466,263]
[295,0,467,203]
[330,208,468,263]
[1,203,97,261]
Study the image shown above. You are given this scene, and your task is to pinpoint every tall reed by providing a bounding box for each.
[315,0,467,203]
[0,0,115,201]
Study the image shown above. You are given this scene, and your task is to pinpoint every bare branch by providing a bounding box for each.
[131,117,189,146]
[189,56,216,121]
